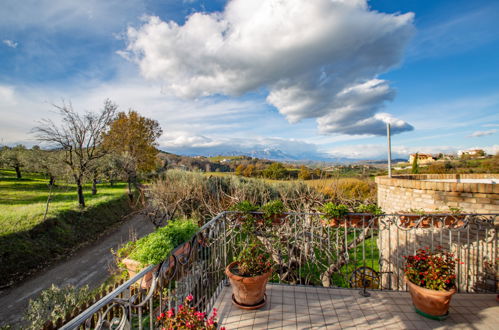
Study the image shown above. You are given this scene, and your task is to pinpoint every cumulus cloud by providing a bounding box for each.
[2,39,17,48]
[469,129,497,137]
[123,0,415,136]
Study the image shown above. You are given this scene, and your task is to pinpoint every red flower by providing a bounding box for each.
[186,294,193,302]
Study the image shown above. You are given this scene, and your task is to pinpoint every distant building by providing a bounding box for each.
[409,153,435,164]
[458,149,486,158]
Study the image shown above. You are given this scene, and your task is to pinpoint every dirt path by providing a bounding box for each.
[0,214,155,327]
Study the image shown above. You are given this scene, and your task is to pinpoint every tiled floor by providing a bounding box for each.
[214,283,498,329]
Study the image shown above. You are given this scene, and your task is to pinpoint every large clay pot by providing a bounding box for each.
[405,276,456,317]
[123,242,191,289]
[225,261,271,308]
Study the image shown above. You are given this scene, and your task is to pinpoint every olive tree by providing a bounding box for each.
[33,100,117,207]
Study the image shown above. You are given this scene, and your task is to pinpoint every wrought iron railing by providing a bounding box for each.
[59,212,497,329]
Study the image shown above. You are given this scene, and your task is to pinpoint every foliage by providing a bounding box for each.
[124,219,198,266]
[24,284,92,329]
[306,177,376,204]
[261,199,285,218]
[355,203,383,215]
[298,165,312,180]
[233,243,273,277]
[156,294,221,329]
[0,169,131,287]
[33,100,117,207]
[230,200,259,213]
[0,145,27,179]
[102,110,162,196]
[412,153,419,174]
[262,162,288,179]
[320,202,349,218]
[404,246,459,291]
[147,170,324,224]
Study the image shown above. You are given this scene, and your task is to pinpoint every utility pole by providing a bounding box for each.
[387,122,392,177]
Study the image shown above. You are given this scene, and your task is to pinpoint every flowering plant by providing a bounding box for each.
[157,294,224,329]
[403,246,459,291]
[233,243,273,277]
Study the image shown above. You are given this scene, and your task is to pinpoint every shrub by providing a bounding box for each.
[24,284,91,329]
[261,199,285,218]
[230,200,259,213]
[355,204,383,215]
[233,243,273,277]
[320,202,349,218]
[124,219,198,266]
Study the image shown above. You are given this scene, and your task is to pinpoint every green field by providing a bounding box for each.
[0,169,127,236]
[0,168,133,287]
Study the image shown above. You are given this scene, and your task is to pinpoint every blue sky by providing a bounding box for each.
[1,0,498,160]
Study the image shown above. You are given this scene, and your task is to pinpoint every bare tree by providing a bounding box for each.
[33,100,117,207]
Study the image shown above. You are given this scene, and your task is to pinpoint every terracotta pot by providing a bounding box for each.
[123,242,191,289]
[321,217,342,227]
[405,276,456,317]
[399,215,432,228]
[268,213,286,225]
[225,261,271,308]
[348,214,374,228]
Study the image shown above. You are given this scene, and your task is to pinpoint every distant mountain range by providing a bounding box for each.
[162,146,409,164]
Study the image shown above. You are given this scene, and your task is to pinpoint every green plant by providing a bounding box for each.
[230,200,259,213]
[123,219,198,266]
[404,246,459,291]
[261,199,285,218]
[156,294,222,329]
[355,204,383,215]
[320,202,349,218]
[234,243,273,277]
[24,284,92,329]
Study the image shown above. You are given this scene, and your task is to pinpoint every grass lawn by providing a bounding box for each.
[0,169,127,237]
[0,168,133,287]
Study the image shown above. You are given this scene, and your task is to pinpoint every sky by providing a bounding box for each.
[1,0,498,161]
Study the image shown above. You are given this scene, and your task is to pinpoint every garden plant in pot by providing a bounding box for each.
[117,219,198,289]
[354,204,383,227]
[261,199,286,225]
[320,202,349,227]
[404,246,458,320]
[225,242,273,309]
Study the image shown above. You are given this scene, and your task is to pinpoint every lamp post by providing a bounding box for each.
[387,123,392,177]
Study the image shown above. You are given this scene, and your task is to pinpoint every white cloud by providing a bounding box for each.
[482,123,499,128]
[2,39,17,48]
[469,129,497,137]
[123,0,415,136]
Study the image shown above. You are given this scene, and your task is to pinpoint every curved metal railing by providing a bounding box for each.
[58,212,497,329]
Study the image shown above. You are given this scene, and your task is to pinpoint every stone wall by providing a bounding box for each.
[375,174,499,214]
[375,174,498,292]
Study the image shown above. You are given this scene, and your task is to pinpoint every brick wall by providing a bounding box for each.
[375,174,498,292]
[375,174,499,214]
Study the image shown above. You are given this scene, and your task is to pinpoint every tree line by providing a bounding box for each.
[0,99,162,208]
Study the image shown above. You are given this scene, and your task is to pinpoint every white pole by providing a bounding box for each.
[387,123,392,177]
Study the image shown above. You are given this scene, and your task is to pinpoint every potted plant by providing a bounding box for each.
[230,200,261,224]
[118,219,198,289]
[320,202,349,227]
[403,246,458,320]
[225,242,273,309]
[156,294,223,329]
[352,204,384,227]
[260,199,286,225]
[398,209,432,228]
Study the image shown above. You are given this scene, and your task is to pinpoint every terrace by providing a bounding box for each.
[53,212,497,329]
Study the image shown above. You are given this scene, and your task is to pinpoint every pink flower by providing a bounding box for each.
[207,319,214,326]
[167,309,174,318]
[179,304,183,310]
[212,308,217,316]
[186,294,193,302]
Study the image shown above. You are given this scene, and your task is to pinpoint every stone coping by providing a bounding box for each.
[375,174,499,194]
